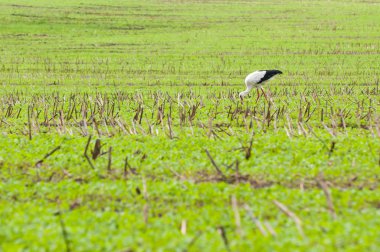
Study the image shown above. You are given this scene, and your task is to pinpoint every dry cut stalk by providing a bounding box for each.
[84,135,96,170]
[231,195,242,236]
[316,176,337,219]
[143,203,149,226]
[142,176,148,201]
[107,146,112,172]
[57,205,71,252]
[244,131,254,160]
[217,226,230,252]
[28,105,32,140]
[244,204,268,236]
[167,115,173,139]
[184,231,203,252]
[328,141,336,158]
[35,145,61,167]
[181,220,187,235]
[204,149,226,179]
[123,156,128,178]
[273,200,305,238]
[91,139,102,160]
[124,156,137,177]
[264,221,277,237]
[234,160,240,183]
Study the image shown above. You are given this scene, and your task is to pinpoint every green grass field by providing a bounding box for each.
[1,0,380,251]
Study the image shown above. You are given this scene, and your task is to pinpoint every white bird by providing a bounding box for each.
[239,70,283,101]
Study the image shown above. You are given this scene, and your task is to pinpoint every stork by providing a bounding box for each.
[239,70,283,101]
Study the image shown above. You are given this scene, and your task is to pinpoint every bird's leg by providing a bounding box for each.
[261,87,269,102]
[255,88,261,102]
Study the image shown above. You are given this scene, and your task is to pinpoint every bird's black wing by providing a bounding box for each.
[257,70,282,84]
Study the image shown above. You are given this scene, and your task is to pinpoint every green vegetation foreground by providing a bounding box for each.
[0,0,379,251]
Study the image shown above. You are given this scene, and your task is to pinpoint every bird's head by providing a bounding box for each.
[239,92,244,101]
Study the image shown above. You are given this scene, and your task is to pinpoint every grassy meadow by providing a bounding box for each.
[0,0,380,251]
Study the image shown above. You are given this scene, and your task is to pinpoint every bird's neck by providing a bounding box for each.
[240,86,253,97]
[245,86,253,92]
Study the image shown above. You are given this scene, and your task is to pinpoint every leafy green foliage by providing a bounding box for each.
[0,0,379,251]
